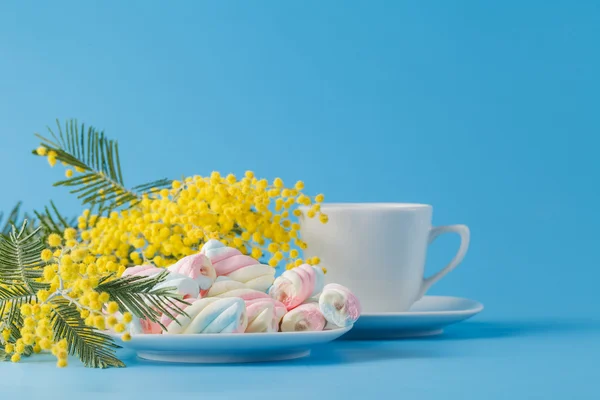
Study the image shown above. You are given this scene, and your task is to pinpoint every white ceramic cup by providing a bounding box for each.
[299,203,470,313]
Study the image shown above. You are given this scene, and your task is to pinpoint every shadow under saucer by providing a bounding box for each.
[426,318,600,341]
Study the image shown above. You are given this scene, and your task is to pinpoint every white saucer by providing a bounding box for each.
[341,296,483,340]
[111,325,352,364]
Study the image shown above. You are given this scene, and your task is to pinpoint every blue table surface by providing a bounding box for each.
[1,316,599,399]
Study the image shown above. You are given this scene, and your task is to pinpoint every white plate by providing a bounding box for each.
[342,296,483,340]
[111,325,353,363]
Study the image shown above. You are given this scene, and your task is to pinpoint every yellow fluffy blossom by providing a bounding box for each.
[15,340,25,354]
[37,290,50,302]
[63,228,77,240]
[69,172,326,271]
[98,292,110,303]
[20,304,33,316]
[47,233,62,247]
[122,312,133,323]
[93,316,106,330]
[41,249,54,261]
[47,151,57,167]
[39,338,52,350]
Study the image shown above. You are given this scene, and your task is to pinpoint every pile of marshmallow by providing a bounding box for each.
[121,239,361,334]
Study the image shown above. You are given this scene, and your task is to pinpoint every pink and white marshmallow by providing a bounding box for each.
[121,265,200,299]
[206,277,271,301]
[207,277,285,332]
[201,239,275,292]
[158,298,196,329]
[121,264,163,278]
[318,283,361,328]
[127,315,163,335]
[269,264,325,310]
[164,297,247,334]
[167,253,216,290]
[244,298,286,333]
[280,302,326,332]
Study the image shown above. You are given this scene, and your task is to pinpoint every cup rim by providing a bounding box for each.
[301,202,432,210]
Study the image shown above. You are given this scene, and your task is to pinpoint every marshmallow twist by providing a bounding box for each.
[121,265,199,299]
[244,298,284,333]
[164,297,247,334]
[318,283,361,328]
[206,277,271,301]
[201,239,275,292]
[269,264,325,310]
[122,265,200,299]
[159,280,279,333]
[207,277,285,332]
[121,265,162,278]
[127,315,163,335]
[167,253,216,290]
[280,302,326,332]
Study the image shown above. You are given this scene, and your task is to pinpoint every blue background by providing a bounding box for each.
[0,1,599,398]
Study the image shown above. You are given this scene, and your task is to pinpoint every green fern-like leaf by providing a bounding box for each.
[49,298,124,368]
[0,222,48,293]
[96,271,188,329]
[0,284,35,328]
[6,312,23,340]
[33,119,171,211]
[33,200,77,235]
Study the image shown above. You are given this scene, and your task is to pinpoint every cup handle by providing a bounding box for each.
[418,224,470,299]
